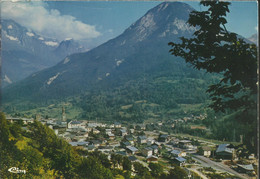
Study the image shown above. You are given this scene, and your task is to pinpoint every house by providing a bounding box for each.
[77,131,89,138]
[116,151,127,156]
[89,140,102,147]
[158,134,170,142]
[142,147,153,157]
[200,146,212,157]
[186,145,197,151]
[64,133,76,141]
[88,122,98,128]
[121,141,131,149]
[171,149,186,158]
[54,129,59,135]
[109,124,115,128]
[157,121,163,126]
[125,135,134,145]
[87,145,96,151]
[63,137,72,142]
[69,142,78,147]
[107,133,115,140]
[147,155,158,162]
[6,117,34,125]
[120,129,127,136]
[248,153,255,160]
[151,145,159,154]
[105,129,112,135]
[147,137,155,145]
[114,122,121,128]
[178,140,192,148]
[98,146,113,153]
[128,156,138,162]
[93,128,100,134]
[216,144,235,160]
[171,138,180,146]
[173,157,186,166]
[237,164,255,174]
[137,136,147,144]
[68,120,85,129]
[126,146,138,155]
[69,141,89,147]
[153,142,161,147]
[129,129,135,134]
[135,124,146,131]
[74,135,87,142]
[85,127,92,132]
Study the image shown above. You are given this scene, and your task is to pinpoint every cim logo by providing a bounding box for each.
[8,167,26,174]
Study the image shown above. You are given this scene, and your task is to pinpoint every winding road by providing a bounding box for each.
[192,154,249,179]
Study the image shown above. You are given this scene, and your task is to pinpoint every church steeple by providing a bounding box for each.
[62,106,66,122]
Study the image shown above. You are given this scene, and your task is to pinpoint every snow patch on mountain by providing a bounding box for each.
[121,40,126,46]
[47,73,60,85]
[26,32,34,37]
[172,30,178,35]
[63,57,70,64]
[3,75,12,84]
[135,12,158,41]
[139,13,156,32]
[8,25,13,29]
[39,37,44,40]
[45,41,59,46]
[157,2,169,12]
[5,33,19,41]
[247,34,258,45]
[115,59,124,67]
[159,32,166,37]
[19,58,29,63]
[106,73,110,77]
[173,18,196,32]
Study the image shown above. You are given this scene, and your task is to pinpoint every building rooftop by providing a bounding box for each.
[126,146,138,152]
[138,136,147,140]
[147,155,158,159]
[160,134,169,138]
[175,157,186,162]
[237,164,254,171]
[70,121,82,124]
[216,144,234,154]
[116,151,127,156]
[179,140,192,143]
[171,149,182,155]
[128,156,137,161]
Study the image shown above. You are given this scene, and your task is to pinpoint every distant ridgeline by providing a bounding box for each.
[2,2,218,121]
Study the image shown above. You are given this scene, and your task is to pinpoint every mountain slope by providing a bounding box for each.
[247,33,258,45]
[1,19,86,86]
[3,2,215,119]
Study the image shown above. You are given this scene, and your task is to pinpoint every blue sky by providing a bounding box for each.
[2,1,258,48]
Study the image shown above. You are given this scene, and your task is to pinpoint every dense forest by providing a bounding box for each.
[0,112,188,178]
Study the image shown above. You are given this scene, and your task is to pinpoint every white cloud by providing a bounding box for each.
[2,1,101,41]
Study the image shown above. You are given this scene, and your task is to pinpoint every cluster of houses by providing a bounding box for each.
[6,116,257,176]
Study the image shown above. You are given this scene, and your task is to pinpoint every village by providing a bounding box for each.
[6,110,258,179]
